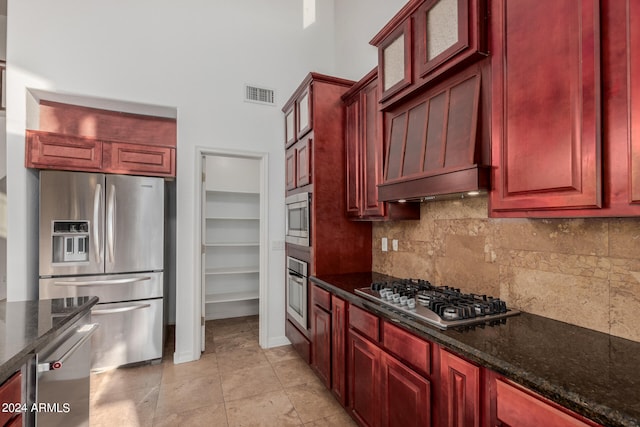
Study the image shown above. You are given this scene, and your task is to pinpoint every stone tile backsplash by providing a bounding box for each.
[372,196,640,342]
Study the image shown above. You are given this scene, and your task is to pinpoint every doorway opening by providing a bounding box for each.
[198,150,268,352]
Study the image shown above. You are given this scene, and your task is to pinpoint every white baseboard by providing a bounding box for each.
[266,335,291,349]
[172,350,199,364]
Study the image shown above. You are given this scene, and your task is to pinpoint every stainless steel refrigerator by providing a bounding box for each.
[38,170,164,371]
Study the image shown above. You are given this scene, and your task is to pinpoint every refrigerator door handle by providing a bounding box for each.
[53,276,152,287]
[91,303,151,315]
[93,183,102,263]
[107,184,116,264]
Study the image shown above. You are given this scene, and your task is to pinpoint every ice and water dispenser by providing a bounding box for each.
[51,221,90,263]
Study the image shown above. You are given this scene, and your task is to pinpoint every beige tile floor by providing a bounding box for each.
[89,316,357,426]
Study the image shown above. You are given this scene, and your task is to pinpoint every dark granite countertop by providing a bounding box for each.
[0,296,99,383]
[311,272,640,427]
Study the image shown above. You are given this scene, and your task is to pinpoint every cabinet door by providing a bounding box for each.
[25,130,103,171]
[440,349,480,427]
[361,78,386,217]
[332,295,348,406]
[311,304,332,388]
[345,96,362,217]
[285,105,296,147]
[630,1,640,204]
[285,146,297,191]
[297,86,313,139]
[380,352,431,427]
[349,330,381,427]
[104,142,175,177]
[379,20,413,102]
[490,0,601,214]
[415,0,485,80]
[0,372,21,427]
[296,138,312,187]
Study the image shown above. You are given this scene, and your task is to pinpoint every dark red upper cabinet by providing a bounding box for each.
[296,85,313,140]
[25,101,177,178]
[283,81,314,147]
[415,0,484,79]
[489,0,602,216]
[343,69,420,220]
[378,20,413,103]
[371,0,487,109]
[628,0,640,205]
[492,0,602,216]
[284,104,296,147]
[489,0,640,217]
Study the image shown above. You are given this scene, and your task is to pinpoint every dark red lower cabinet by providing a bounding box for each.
[311,303,332,387]
[440,349,481,427]
[380,352,431,427]
[331,295,347,406]
[487,371,603,427]
[348,330,381,427]
[349,329,432,427]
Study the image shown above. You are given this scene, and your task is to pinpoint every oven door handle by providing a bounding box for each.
[91,303,151,315]
[53,277,151,287]
[38,323,100,372]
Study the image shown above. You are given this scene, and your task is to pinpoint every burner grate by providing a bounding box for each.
[356,278,519,329]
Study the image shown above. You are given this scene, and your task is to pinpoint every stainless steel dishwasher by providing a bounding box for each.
[34,311,99,426]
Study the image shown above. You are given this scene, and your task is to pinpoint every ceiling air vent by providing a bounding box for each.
[244,84,275,106]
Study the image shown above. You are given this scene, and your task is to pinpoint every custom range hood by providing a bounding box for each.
[377,62,491,202]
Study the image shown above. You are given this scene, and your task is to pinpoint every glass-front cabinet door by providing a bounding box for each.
[379,20,412,101]
[296,86,312,139]
[416,0,486,79]
[371,0,486,107]
[285,106,296,147]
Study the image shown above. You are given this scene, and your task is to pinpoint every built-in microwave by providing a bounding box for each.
[285,192,310,246]
[286,256,308,328]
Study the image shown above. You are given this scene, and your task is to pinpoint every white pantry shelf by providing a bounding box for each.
[205,290,260,304]
[205,266,259,275]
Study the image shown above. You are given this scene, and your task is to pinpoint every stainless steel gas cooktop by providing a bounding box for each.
[355,278,519,330]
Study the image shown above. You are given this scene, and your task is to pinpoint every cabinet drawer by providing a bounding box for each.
[383,321,431,376]
[0,372,22,426]
[286,319,311,364]
[311,285,331,311]
[26,130,103,171]
[349,304,379,342]
[105,142,175,177]
[495,379,600,427]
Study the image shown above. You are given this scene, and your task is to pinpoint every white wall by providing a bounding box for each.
[334,0,408,80]
[6,0,405,362]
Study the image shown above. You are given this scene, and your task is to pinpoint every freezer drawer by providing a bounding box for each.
[90,298,163,371]
[39,272,163,304]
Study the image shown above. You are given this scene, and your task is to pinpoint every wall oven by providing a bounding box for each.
[285,192,310,246]
[286,256,308,328]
